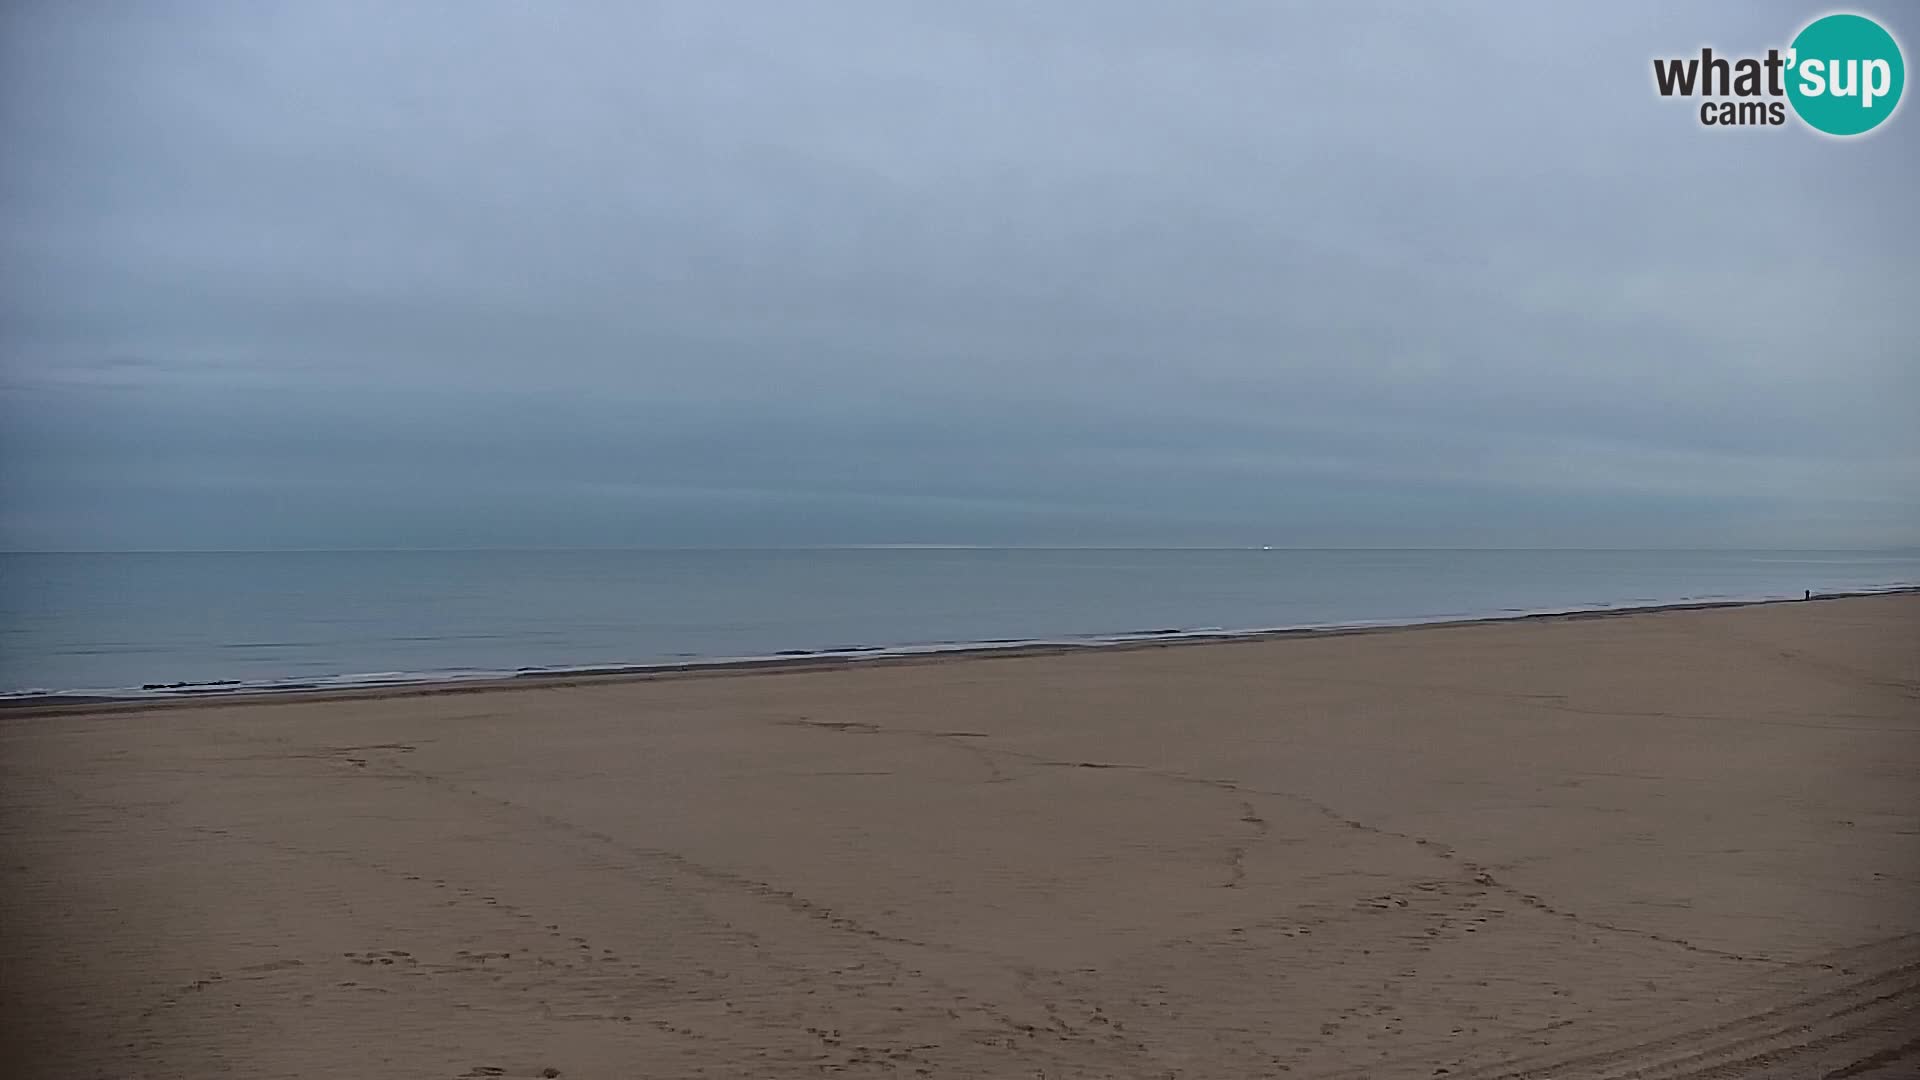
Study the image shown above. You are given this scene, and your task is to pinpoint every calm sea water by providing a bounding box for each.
[2,548,1916,698]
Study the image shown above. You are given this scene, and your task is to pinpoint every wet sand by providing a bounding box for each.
[3,593,1917,1078]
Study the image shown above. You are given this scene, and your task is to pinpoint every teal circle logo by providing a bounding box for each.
[1786,14,1905,136]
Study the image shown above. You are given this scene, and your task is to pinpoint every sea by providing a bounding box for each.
[2,548,1916,701]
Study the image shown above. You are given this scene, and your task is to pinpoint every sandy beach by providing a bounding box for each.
[3,593,1916,1079]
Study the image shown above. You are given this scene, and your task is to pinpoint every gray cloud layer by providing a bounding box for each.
[3,1,1916,548]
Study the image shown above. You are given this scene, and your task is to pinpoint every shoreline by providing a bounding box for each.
[7,583,1914,719]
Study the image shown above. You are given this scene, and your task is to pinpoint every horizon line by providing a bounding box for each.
[5,544,1919,555]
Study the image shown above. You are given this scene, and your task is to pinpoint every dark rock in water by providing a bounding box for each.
[141,679,242,691]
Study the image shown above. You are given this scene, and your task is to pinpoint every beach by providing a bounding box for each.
[3,593,1916,1078]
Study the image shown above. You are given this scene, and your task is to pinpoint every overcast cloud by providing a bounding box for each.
[2,1,1915,549]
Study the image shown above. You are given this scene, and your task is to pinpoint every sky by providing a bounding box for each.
[1,1,1915,550]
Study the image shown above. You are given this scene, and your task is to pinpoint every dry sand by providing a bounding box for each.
[3,594,1918,1079]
